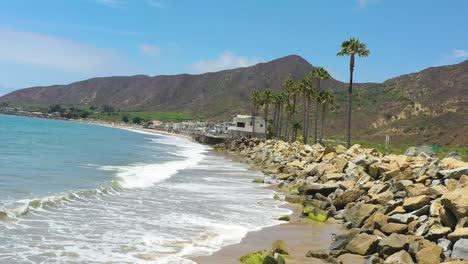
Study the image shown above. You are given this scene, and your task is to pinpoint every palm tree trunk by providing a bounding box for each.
[319,103,326,145]
[278,105,283,139]
[314,80,321,144]
[264,103,269,137]
[302,96,309,144]
[272,105,277,137]
[285,112,290,141]
[291,96,297,142]
[251,105,255,138]
[347,55,355,148]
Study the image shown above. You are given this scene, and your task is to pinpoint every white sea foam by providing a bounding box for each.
[99,132,208,189]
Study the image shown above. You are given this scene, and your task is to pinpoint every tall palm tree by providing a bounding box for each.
[292,122,302,142]
[288,81,301,142]
[299,76,314,144]
[250,90,262,138]
[283,79,295,141]
[318,90,335,145]
[261,89,273,136]
[337,38,370,148]
[276,91,288,138]
[271,92,283,138]
[310,67,331,144]
[271,93,279,137]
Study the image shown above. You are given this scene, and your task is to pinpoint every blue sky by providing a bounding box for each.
[0,0,467,95]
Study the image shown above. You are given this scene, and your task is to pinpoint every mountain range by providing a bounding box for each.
[1,55,467,146]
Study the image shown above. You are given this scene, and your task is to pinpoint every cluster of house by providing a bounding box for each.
[147,115,267,138]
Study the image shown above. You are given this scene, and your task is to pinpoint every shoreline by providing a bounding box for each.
[6,115,466,263]
[77,119,194,141]
[79,118,338,263]
[191,203,353,264]
[2,114,355,263]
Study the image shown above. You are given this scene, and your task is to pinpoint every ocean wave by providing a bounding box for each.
[0,182,123,223]
[1,128,208,223]
[108,138,208,189]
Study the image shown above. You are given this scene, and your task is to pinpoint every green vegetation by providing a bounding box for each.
[354,140,468,161]
[239,251,268,264]
[323,137,468,161]
[278,215,290,221]
[1,103,202,124]
[92,111,201,123]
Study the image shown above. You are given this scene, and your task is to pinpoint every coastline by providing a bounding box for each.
[6,115,466,263]
[77,119,194,141]
[4,115,353,263]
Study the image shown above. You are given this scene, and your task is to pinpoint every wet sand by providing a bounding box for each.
[192,204,349,264]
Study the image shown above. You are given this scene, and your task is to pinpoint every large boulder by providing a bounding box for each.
[448,228,468,241]
[384,250,414,264]
[285,194,305,204]
[442,157,468,169]
[404,146,436,157]
[286,159,306,169]
[426,225,452,240]
[343,203,379,227]
[402,195,430,211]
[306,249,329,259]
[451,239,468,260]
[388,214,418,224]
[441,185,468,220]
[299,183,338,196]
[415,243,443,264]
[378,234,409,258]
[381,223,408,235]
[369,191,394,205]
[438,167,468,180]
[334,189,364,210]
[345,233,379,255]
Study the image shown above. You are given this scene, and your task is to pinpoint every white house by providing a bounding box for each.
[228,115,266,138]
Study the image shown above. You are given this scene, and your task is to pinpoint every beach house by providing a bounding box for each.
[228,115,266,138]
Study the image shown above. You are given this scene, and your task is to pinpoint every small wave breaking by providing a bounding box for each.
[107,134,208,189]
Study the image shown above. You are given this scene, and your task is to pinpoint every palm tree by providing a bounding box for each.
[292,122,302,142]
[250,90,262,138]
[278,91,288,138]
[318,90,335,145]
[288,80,301,142]
[283,79,295,141]
[337,38,370,148]
[261,89,273,136]
[310,67,331,144]
[271,92,282,138]
[299,76,314,144]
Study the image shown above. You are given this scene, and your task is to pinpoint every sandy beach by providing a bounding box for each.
[192,203,353,264]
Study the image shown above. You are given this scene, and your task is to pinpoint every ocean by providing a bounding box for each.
[0,114,290,263]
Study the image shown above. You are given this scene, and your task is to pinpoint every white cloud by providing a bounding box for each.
[452,49,468,58]
[191,51,263,73]
[96,0,123,8]
[146,0,165,8]
[139,44,161,57]
[357,0,380,8]
[0,27,125,74]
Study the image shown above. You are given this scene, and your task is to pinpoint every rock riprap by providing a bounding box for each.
[216,138,468,263]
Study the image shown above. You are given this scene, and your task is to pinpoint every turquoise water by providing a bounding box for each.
[0,114,290,263]
[0,114,178,203]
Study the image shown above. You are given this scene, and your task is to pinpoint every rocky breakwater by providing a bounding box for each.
[216,138,468,264]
